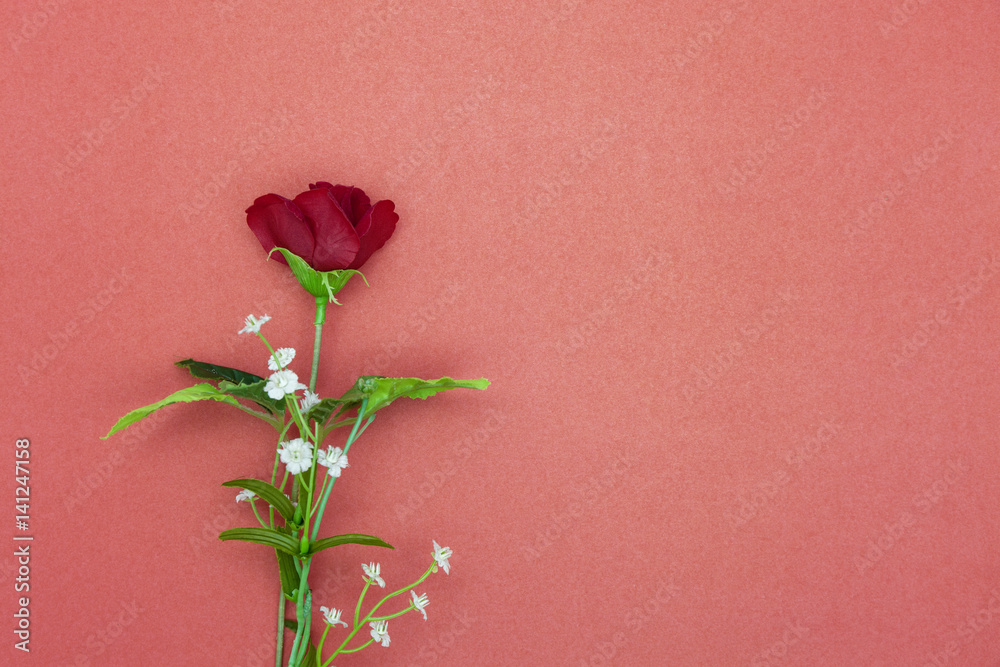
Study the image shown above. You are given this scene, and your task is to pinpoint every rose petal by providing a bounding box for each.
[246,194,315,266]
[293,188,361,271]
[348,200,398,270]
[311,182,371,225]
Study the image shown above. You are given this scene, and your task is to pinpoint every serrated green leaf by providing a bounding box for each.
[307,533,394,555]
[175,359,264,385]
[218,379,283,415]
[331,376,490,421]
[306,397,349,425]
[219,527,300,555]
[221,478,296,521]
[102,383,245,439]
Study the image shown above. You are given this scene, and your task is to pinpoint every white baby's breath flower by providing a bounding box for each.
[369,620,390,647]
[320,606,348,628]
[264,369,307,400]
[317,447,349,477]
[410,590,429,621]
[432,541,453,575]
[278,438,314,475]
[267,347,296,371]
[362,562,385,588]
[300,390,321,412]
[239,314,270,335]
[235,489,256,503]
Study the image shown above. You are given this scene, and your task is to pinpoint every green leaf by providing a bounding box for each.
[221,478,296,521]
[284,618,298,633]
[270,247,365,302]
[308,533,394,556]
[175,359,264,386]
[331,376,490,420]
[276,548,300,600]
[217,379,283,415]
[102,383,245,439]
[306,397,349,425]
[298,642,318,667]
[218,527,300,555]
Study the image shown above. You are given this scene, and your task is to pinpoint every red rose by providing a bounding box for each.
[246,182,398,271]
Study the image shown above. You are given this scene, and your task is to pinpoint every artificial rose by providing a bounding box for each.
[246,182,398,271]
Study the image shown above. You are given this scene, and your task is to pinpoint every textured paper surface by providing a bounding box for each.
[2,1,999,664]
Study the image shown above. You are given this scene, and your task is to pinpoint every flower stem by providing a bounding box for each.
[288,559,312,665]
[309,298,327,392]
[275,592,286,667]
[310,399,368,542]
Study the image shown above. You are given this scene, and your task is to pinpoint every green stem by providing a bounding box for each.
[249,499,268,529]
[309,298,327,392]
[366,562,435,619]
[275,592,286,667]
[354,579,371,628]
[338,638,374,654]
[311,400,368,542]
[369,604,415,622]
[288,559,312,665]
[316,624,331,659]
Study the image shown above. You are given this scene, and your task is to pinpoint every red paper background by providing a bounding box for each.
[3,1,1000,665]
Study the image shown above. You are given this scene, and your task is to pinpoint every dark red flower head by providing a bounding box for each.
[246,182,398,271]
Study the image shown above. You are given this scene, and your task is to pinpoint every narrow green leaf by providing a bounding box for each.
[218,527,300,555]
[221,478,295,521]
[175,359,264,385]
[217,379,283,415]
[103,383,244,439]
[308,533,394,555]
[276,548,300,600]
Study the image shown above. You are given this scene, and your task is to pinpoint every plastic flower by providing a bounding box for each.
[264,369,307,400]
[317,446,349,477]
[239,314,270,334]
[300,390,320,412]
[362,562,385,588]
[432,540,453,574]
[410,590,429,620]
[369,620,390,647]
[320,606,348,628]
[235,489,256,503]
[246,183,399,271]
[278,438,314,475]
[267,347,296,371]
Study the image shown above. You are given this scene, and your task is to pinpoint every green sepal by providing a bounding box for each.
[102,383,245,439]
[218,527,300,555]
[221,478,296,522]
[269,247,366,303]
[307,533,394,556]
[174,359,264,386]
